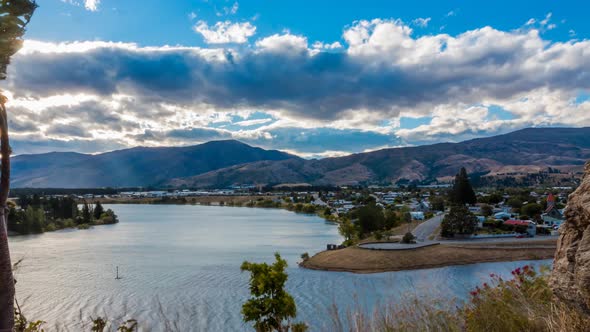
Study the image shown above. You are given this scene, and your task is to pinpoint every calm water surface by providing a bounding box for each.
[9,204,551,331]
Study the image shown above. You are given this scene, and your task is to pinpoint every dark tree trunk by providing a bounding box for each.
[0,103,14,330]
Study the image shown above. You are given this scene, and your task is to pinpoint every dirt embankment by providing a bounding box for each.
[301,240,557,274]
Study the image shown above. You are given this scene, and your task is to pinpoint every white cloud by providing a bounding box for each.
[312,41,342,50]
[256,33,308,53]
[446,10,456,17]
[540,12,552,26]
[84,0,100,11]
[412,17,431,27]
[194,20,256,44]
[7,17,590,153]
[526,18,536,25]
[61,0,100,11]
[225,2,239,15]
[188,12,197,20]
[233,118,273,127]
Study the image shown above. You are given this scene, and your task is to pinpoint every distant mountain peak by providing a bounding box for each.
[10,127,590,188]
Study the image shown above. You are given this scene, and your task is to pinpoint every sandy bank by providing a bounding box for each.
[301,240,557,273]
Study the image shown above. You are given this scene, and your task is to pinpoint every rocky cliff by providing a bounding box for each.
[550,161,590,313]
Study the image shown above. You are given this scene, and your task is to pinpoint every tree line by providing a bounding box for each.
[7,195,118,235]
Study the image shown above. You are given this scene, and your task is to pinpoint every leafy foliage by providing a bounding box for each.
[337,218,356,246]
[401,232,415,244]
[450,167,476,205]
[93,202,104,220]
[81,201,92,225]
[441,205,478,237]
[353,203,384,236]
[0,0,37,80]
[7,197,118,234]
[241,253,305,332]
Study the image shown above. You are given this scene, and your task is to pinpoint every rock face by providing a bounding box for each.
[550,161,590,313]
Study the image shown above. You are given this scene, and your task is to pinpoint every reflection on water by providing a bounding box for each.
[9,204,551,331]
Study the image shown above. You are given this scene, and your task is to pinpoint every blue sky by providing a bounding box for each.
[30,0,589,46]
[3,0,590,157]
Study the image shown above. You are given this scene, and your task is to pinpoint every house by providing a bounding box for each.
[504,220,536,237]
[541,193,564,226]
[494,211,512,219]
[312,198,328,206]
[468,206,481,214]
[410,211,425,220]
[476,216,486,228]
[418,200,430,212]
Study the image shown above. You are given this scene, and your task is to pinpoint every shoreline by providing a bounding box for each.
[300,240,557,274]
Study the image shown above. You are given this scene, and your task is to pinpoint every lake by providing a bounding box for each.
[9,204,551,331]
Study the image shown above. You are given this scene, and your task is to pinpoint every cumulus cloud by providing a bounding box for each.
[194,20,256,44]
[5,18,590,155]
[255,33,309,53]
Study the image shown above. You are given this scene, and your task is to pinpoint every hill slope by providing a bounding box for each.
[11,140,297,188]
[169,128,590,188]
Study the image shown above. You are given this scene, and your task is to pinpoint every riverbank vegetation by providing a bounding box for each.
[328,265,590,331]
[7,196,118,235]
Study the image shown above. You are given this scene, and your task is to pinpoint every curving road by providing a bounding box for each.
[412,213,445,242]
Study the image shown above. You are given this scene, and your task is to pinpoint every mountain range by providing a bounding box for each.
[11,127,590,188]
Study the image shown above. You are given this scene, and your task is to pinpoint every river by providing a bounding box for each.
[9,204,551,331]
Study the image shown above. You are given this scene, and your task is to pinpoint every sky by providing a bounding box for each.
[3,0,590,158]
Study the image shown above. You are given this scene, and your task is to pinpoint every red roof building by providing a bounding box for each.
[504,220,532,226]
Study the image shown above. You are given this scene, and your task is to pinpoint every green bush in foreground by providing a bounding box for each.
[241,253,307,332]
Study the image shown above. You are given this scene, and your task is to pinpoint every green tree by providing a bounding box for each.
[100,209,119,225]
[430,196,445,212]
[81,202,92,225]
[24,206,44,234]
[521,203,543,219]
[338,219,356,245]
[400,207,412,233]
[241,253,304,332]
[383,209,399,229]
[93,201,104,220]
[6,207,21,233]
[441,205,478,237]
[450,167,477,205]
[354,203,384,236]
[480,204,493,217]
[0,1,37,327]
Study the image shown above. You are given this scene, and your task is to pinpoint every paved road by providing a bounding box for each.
[358,242,439,250]
[412,213,444,242]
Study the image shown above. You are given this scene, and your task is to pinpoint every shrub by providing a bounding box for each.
[464,265,553,331]
[401,232,415,244]
[241,253,307,332]
[329,265,590,332]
